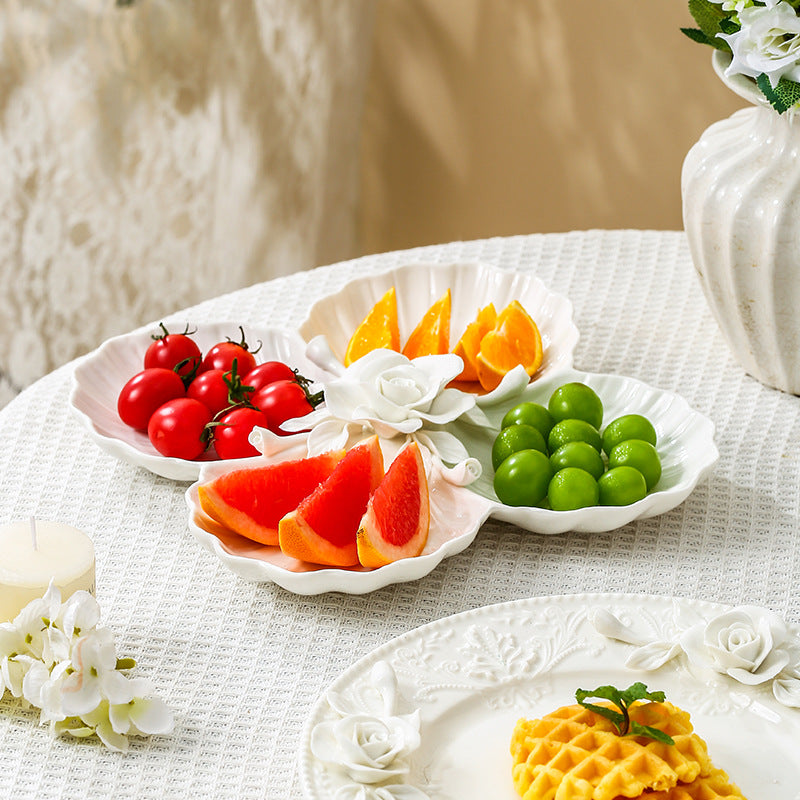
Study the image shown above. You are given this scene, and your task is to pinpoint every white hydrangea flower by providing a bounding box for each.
[719,0,800,88]
[0,581,173,751]
[60,626,133,715]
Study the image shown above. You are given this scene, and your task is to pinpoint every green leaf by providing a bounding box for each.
[575,683,675,746]
[687,0,735,51]
[619,682,665,705]
[680,27,715,46]
[756,74,800,114]
[630,721,677,746]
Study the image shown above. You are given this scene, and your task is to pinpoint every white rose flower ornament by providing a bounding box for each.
[592,601,800,709]
[679,605,791,685]
[310,661,428,799]
[283,347,477,466]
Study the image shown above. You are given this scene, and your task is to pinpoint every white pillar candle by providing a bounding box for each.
[0,519,96,623]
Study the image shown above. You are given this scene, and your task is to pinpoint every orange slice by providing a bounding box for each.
[452,303,497,382]
[357,441,430,568]
[475,300,543,392]
[401,289,451,359]
[344,287,400,366]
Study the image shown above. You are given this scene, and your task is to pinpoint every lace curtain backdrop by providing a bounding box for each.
[0,0,376,407]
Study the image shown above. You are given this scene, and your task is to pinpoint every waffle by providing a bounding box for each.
[636,767,746,799]
[510,701,713,800]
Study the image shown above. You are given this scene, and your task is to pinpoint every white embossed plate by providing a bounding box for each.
[301,594,800,799]
[70,322,332,481]
[298,261,578,385]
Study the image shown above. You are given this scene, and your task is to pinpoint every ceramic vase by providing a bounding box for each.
[682,51,800,394]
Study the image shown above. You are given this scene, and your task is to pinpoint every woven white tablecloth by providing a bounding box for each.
[1,230,798,799]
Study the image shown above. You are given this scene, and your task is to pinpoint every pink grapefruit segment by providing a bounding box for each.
[357,441,430,568]
[278,436,385,567]
[197,450,344,546]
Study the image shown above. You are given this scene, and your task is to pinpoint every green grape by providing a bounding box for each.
[548,382,603,429]
[548,418,602,453]
[598,466,647,506]
[492,424,547,471]
[549,441,605,480]
[548,467,600,510]
[608,439,661,491]
[500,401,555,439]
[493,449,553,507]
[601,413,657,454]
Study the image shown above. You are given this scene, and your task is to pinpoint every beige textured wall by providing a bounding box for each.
[360,0,745,253]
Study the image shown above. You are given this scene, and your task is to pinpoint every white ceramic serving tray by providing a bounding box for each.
[185,368,718,594]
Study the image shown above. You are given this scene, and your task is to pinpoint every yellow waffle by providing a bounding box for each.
[636,767,747,799]
[510,701,713,800]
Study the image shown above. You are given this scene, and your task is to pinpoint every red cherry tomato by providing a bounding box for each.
[186,369,233,417]
[243,361,295,393]
[251,380,313,436]
[144,324,201,377]
[213,407,268,459]
[147,398,212,459]
[118,368,186,430]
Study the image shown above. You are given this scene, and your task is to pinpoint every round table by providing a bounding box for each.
[1,230,797,799]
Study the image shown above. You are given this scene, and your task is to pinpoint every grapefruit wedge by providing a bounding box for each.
[197,450,345,546]
[278,436,385,567]
[357,441,430,568]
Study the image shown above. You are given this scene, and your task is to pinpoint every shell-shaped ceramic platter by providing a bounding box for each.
[451,367,719,534]
[185,367,717,593]
[186,452,494,595]
[69,323,332,482]
[298,261,578,384]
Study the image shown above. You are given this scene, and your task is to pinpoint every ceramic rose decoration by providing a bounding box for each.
[592,601,800,708]
[310,661,429,800]
[284,345,477,465]
[679,605,793,685]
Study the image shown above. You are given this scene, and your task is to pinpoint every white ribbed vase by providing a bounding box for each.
[683,51,800,394]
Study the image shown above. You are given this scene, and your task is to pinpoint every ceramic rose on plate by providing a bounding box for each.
[288,344,481,467]
[592,601,800,708]
[310,661,429,800]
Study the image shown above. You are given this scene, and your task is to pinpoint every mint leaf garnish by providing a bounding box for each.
[575,683,675,745]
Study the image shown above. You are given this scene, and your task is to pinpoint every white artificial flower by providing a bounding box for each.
[283,348,476,464]
[23,659,71,723]
[719,0,800,88]
[679,606,791,685]
[327,661,402,719]
[107,677,174,737]
[311,711,421,784]
[60,626,132,715]
[8,581,63,662]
